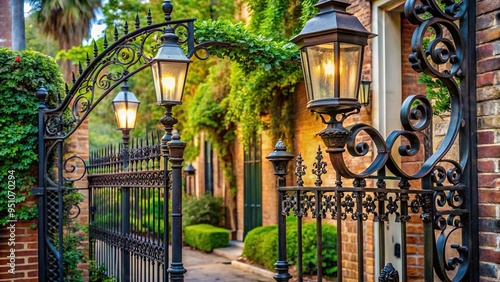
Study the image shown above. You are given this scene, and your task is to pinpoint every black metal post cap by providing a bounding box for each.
[162,0,173,21]
[36,86,49,102]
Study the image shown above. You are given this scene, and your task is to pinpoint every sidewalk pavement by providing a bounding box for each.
[183,240,275,281]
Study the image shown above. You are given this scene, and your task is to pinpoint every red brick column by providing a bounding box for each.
[0,219,38,282]
[476,0,500,281]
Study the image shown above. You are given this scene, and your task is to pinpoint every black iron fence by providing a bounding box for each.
[88,132,169,281]
[268,142,469,282]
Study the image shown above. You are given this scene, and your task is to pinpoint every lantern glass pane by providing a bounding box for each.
[305,43,335,100]
[113,101,139,130]
[157,61,188,103]
[339,43,362,99]
[300,49,314,102]
[151,62,162,103]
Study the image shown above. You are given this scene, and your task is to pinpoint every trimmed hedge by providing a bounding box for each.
[242,217,338,276]
[184,224,229,252]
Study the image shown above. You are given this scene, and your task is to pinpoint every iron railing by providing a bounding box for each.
[88,132,167,281]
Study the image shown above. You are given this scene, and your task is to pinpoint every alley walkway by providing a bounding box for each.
[182,242,274,282]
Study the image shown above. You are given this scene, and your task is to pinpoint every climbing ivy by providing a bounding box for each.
[179,2,313,198]
[0,47,64,225]
[55,1,314,230]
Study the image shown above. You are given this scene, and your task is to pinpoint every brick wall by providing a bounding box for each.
[0,0,11,48]
[0,121,90,282]
[0,220,38,281]
[476,0,500,281]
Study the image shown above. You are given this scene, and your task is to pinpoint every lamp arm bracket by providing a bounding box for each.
[42,17,196,140]
[187,41,232,60]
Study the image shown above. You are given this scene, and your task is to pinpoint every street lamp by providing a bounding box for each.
[111,80,139,281]
[150,25,191,144]
[112,81,140,147]
[150,20,190,282]
[291,0,375,151]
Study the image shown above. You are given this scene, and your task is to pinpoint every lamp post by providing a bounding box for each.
[150,19,190,282]
[112,81,139,282]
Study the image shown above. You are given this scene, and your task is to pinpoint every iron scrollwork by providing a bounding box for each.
[270,0,471,280]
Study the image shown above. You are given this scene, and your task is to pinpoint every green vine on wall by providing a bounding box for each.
[0,47,64,225]
[179,2,313,199]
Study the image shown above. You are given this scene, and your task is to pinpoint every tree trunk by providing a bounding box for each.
[10,0,25,50]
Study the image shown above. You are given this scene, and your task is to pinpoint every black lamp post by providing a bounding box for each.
[150,19,190,282]
[291,0,375,153]
[111,81,139,282]
[274,0,474,281]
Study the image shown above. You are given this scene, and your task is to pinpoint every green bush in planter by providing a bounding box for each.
[184,224,229,252]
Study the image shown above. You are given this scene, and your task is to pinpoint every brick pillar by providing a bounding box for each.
[0,0,12,48]
[0,219,39,282]
[476,0,500,281]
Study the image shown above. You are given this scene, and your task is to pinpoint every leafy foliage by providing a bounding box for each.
[242,218,338,276]
[0,47,64,225]
[183,194,225,227]
[60,224,86,282]
[89,261,117,282]
[184,224,229,252]
[418,73,451,116]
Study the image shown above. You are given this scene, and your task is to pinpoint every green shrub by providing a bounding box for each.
[242,224,277,264]
[0,47,64,225]
[243,217,338,276]
[184,224,229,252]
[89,261,116,282]
[183,194,224,227]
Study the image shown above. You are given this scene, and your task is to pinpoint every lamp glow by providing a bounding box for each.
[112,82,140,131]
[150,26,190,105]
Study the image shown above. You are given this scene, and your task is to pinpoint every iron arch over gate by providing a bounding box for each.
[267,0,477,281]
[34,1,227,281]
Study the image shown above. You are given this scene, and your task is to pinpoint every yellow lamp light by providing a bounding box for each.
[112,82,140,130]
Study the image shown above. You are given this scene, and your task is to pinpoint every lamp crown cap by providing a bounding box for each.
[266,139,295,161]
[291,0,376,46]
[315,0,350,13]
[160,26,178,43]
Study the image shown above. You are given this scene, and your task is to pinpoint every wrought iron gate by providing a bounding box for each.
[35,2,198,281]
[267,0,477,281]
[87,132,168,281]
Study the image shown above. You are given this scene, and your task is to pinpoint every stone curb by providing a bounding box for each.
[231,260,275,279]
